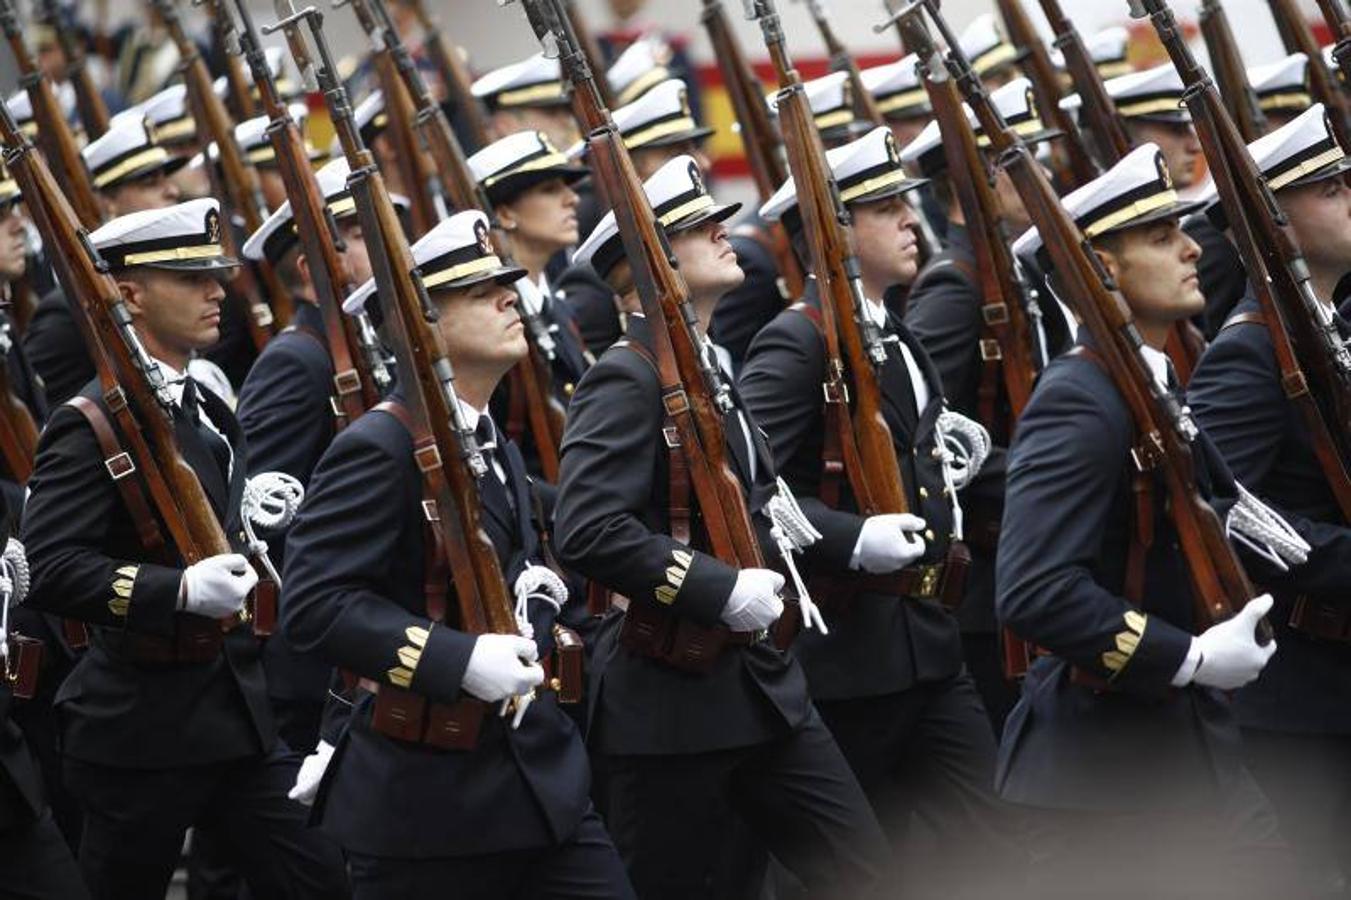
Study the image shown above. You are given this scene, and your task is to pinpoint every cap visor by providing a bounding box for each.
[1095,197,1208,238]
[138,254,242,274]
[847,177,930,207]
[105,154,190,189]
[642,125,716,149]
[667,200,743,234]
[1128,109,1193,124]
[486,165,591,204]
[431,263,529,291]
[1285,154,1351,189]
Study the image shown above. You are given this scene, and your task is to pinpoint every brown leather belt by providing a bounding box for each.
[812,541,971,614]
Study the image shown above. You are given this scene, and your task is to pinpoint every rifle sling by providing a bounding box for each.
[288,321,363,432]
[908,255,1009,437]
[1222,309,1351,520]
[613,340,692,546]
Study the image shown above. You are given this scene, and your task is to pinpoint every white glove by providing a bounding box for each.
[1187,594,1277,690]
[850,514,927,574]
[286,740,335,807]
[461,634,544,703]
[179,553,258,618]
[721,568,785,632]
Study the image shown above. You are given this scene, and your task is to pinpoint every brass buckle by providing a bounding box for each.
[917,564,941,599]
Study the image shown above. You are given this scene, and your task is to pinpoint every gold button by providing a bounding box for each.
[919,486,929,499]
[924,528,935,541]
[931,446,943,459]
[564,383,575,396]
[942,485,951,497]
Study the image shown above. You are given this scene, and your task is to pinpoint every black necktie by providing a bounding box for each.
[474,416,516,515]
[182,378,231,482]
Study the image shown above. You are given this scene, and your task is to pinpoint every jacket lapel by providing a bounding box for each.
[199,385,246,528]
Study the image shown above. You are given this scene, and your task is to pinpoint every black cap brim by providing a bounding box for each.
[639,125,716,150]
[104,154,190,191]
[138,255,242,274]
[667,200,742,234]
[484,165,591,205]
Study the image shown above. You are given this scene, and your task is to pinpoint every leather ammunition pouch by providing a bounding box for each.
[4,632,42,699]
[616,594,761,675]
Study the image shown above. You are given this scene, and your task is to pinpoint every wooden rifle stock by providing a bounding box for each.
[155,0,292,341]
[521,0,764,567]
[1136,0,1351,520]
[0,0,100,228]
[1199,0,1268,142]
[365,0,567,480]
[281,0,517,637]
[906,0,1269,639]
[231,0,379,425]
[913,41,1037,423]
[1319,0,1351,88]
[343,0,440,237]
[993,0,1099,186]
[203,0,259,121]
[1268,0,1351,147]
[752,0,909,516]
[562,0,616,109]
[38,0,111,139]
[407,0,491,152]
[799,0,885,126]
[0,318,37,482]
[0,100,245,633]
[1037,0,1131,166]
[698,0,805,300]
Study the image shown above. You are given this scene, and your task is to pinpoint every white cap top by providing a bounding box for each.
[767,70,857,137]
[607,37,672,107]
[91,197,236,271]
[114,84,195,144]
[211,46,294,102]
[762,125,926,223]
[344,209,525,314]
[1248,52,1312,114]
[899,77,1054,174]
[471,52,567,110]
[82,115,178,190]
[574,153,740,277]
[959,13,1017,78]
[1247,102,1350,191]
[860,55,929,119]
[242,157,354,263]
[1050,26,1131,79]
[6,82,76,137]
[1013,142,1199,260]
[578,77,712,156]
[1061,62,1188,121]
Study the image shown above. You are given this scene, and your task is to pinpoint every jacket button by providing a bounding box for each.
[564,383,575,396]
[930,446,943,459]
[919,486,929,499]
[924,528,935,541]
